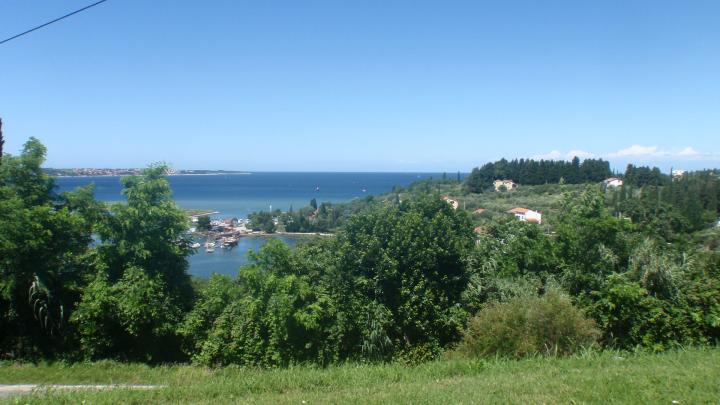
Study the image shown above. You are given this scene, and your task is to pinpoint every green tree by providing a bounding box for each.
[73,165,193,361]
[196,215,211,231]
[249,211,276,233]
[0,138,96,358]
[554,187,632,297]
[464,219,558,313]
[337,196,475,360]
[183,241,340,366]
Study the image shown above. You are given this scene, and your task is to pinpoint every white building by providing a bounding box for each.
[442,196,459,210]
[672,170,686,179]
[507,207,542,224]
[603,177,623,188]
[493,179,517,192]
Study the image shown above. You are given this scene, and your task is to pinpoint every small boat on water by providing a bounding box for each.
[206,246,215,253]
[219,236,238,249]
[204,241,216,249]
[191,242,201,249]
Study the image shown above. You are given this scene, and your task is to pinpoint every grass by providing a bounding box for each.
[1,347,718,404]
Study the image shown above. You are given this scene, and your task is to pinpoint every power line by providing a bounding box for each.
[0,0,109,46]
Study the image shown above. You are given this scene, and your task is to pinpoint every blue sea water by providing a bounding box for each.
[55,172,441,218]
[186,235,299,279]
[55,172,444,278]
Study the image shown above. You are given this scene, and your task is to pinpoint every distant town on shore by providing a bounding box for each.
[43,167,251,177]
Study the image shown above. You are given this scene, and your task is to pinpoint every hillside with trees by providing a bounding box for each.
[464,157,613,193]
[2,137,719,371]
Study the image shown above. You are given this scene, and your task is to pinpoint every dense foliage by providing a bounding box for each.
[0,139,96,358]
[467,186,720,352]
[465,157,612,192]
[2,136,719,365]
[184,196,475,365]
[457,289,600,358]
[72,165,193,361]
[195,215,211,231]
[610,169,720,237]
[248,210,276,233]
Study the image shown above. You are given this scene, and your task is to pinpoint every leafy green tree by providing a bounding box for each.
[188,196,476,365]
[73,165,193,361]
[179,274,242,359]
[73,266,185,361]
[463,219,558,313]
[589,242,720,350]
[554,187,632,297]
[183,241,341,366]
[249,211,276,233]
[337,196,475,360]
[0,138,96,358]
[196,215,211,231]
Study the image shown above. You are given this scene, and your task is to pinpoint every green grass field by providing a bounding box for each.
[1,348,718,404]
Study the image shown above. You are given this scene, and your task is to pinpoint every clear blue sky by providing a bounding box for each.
[1,0,718,171]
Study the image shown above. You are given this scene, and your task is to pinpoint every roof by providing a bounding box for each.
[473,208,486,215]
[508,207,530,214]
[474,226,487,234]
[442,196,459,209]
[526,218,541,223]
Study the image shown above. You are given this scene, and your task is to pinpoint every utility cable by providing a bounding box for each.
[0,0,109,46]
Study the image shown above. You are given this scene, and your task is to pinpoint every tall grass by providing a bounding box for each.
[1,348,718,404]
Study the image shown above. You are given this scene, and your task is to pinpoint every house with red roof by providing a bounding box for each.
[507,207,542,224]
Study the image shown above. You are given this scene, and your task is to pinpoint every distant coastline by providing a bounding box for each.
[44,168,252,177]
[51,173,253,178]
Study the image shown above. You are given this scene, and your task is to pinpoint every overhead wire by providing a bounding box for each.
[0,0,110,46]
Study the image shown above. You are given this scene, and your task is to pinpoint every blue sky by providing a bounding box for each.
[1,0,718,172]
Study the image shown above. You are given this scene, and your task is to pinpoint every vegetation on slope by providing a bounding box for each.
[2,136,719,369]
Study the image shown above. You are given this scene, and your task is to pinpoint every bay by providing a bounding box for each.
[55,172,442,277]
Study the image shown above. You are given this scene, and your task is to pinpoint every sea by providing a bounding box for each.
[55,172,444,278]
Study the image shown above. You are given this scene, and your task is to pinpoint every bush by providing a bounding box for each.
[456,289,599,358]
[73,267,185,362]
[184,241,342,366]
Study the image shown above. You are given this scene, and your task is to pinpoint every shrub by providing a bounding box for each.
[456,289,599,358]
[73,267,185,362]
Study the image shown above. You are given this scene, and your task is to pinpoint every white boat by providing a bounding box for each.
[191,242,201,249]
[204,241,216,248]
[206,247,215,253]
